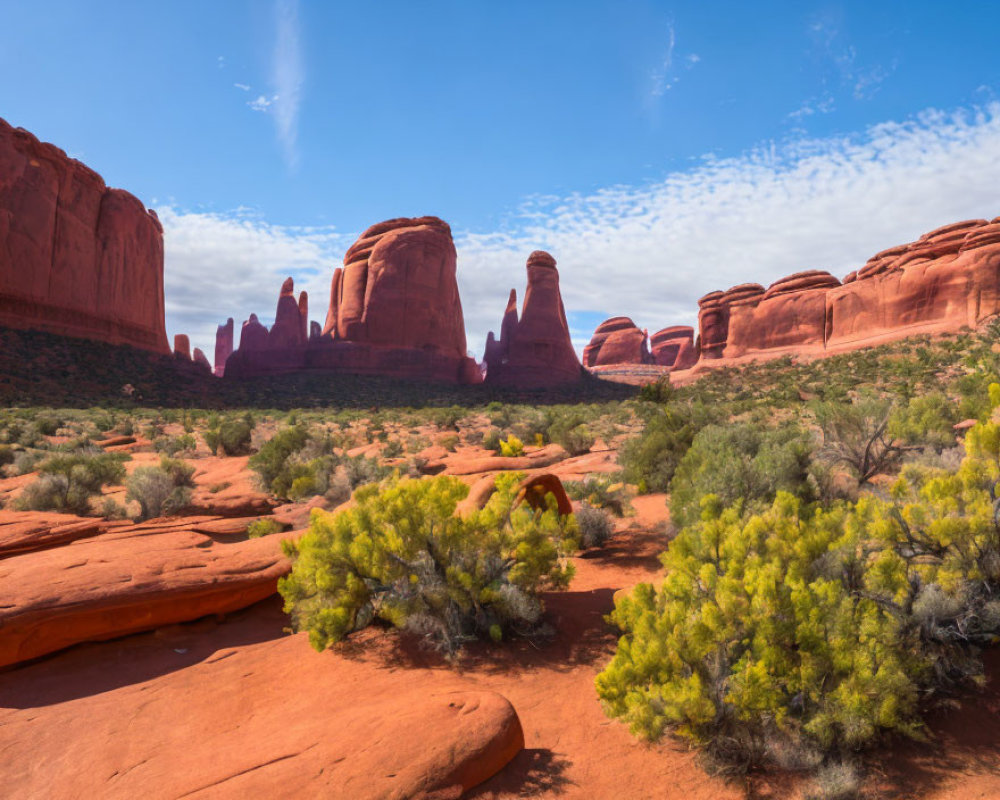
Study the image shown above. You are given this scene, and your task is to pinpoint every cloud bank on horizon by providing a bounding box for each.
[161,100,1000,364]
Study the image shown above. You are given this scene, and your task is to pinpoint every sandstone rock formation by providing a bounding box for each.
[214,317,234,376]
[173,333,191,360]
[483,251,582,386]
[650,325,698,369]
[0,117,169,353]
[583,317,650,367]
[0,521,290,668]
[225,218,479,382]
[192,347,212,372]
[659,216,1000,375]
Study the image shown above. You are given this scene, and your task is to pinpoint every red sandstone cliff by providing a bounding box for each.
[225,217,479,382]
[0,117,168,353]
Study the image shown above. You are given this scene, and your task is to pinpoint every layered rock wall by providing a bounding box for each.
[0,117,169,353]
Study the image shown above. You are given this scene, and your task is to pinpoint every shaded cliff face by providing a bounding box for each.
[214,318,234,377]
[483,251,582,386]
[0,117,168,353]
[225,218,479,383]
[650,326,697,370]
[583,317,650,368]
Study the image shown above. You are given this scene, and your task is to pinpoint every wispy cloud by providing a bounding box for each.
[161,103,1000,362]
[272,0,304,169]
[650,24,676,96]
[234,83,251,92]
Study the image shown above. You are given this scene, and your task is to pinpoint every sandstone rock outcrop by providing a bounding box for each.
[583,317,650,367]
[650,325,698,369]
[192,347,212,372]
[214,317,234,376]
[0,520,290,668]
[483,251,582,386]
[723,271,840,358]
[173,333,191,360]
[652,215,1000,376]
[225,218,479,382]
[0,117,169,353]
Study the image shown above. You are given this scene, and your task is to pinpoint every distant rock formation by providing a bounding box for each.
[225,217,479,382]
[173,334,191,361]
[214,317,233,376]
[192,347,212,372]
[622,215,1000,380]
[0,117,169,353]
[650,326,697,369]
[583,317,650,367]
[483,251,582,386]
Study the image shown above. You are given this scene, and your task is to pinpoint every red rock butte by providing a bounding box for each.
[483,250,583,387]
[223,217,480,383]
[0,117,169,353]
[586,216,1000,379]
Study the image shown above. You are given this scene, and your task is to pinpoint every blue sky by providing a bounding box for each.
[3,2,1000,361]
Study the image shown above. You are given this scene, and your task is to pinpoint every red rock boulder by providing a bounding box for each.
[583,317,650,367]
[484,251,582,386]
[0,117,169,353]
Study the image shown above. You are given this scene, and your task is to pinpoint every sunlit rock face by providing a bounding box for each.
[665,216,1000,373]
[0,117,168,353]
[224,217,479,383]
[583,317,650,367]
[483,251,582,387]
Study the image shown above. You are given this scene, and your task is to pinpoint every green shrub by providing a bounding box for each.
[482,428,503,453]
[439,434,460,452]
[154,433,196,457]
[597,400,1000,778]
[575,504,613,548]
[125,456,195,520]
[205,417,255,456]
[248,425,309,497]
[564,476,632,516]
[815,396,906,484]
[34,417,62,436]
[889,391,960,450]
[279,473,577,655]
[16,451,129,515]
[247,517,284,538]
[619,404,713,493]
[547,411,596,455]
[499,434,525,457]
[668,421,816,530]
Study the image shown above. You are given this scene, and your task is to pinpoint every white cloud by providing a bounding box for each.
[234,83,251,92]
[161,102,1000,364]
[272,0,304,169]
[248,94,276,112]
[788,94,836,121]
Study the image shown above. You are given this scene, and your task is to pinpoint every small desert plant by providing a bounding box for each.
[204,415,255,456]
[814,396,907,485]
[247,518,284,538]
[575,504,613,548]
[807,761,860,800]
[126,456,195,520]
[482,428,503,453]
[565,476,632,516]
[499,434,525,457]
